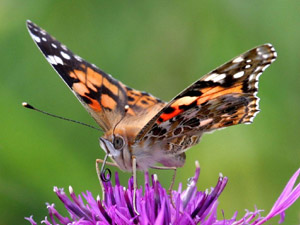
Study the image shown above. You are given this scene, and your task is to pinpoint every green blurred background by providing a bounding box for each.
[1,0,300,224]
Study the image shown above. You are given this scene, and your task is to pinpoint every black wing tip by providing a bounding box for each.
[26,20,40,36]
[26,20,46,37]
[26,20,36,31]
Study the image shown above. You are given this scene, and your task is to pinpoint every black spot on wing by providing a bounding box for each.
[183,118,200,127]
[174,90,202,100]
[128,96,135,102]
[223,74,235,87]
[178,100,197,111]
[242,78,250,92]
[164,107,176,114]
[194,80,219,88]
[151,125,167,136]
[81,95,92,104]
[141,100,148,105]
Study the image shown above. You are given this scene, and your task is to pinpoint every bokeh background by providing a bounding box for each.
[1,0,300,224]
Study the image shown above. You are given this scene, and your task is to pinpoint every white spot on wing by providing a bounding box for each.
[47,55,56,65]
[212,73,226,83]
[42,37,47,42]
[261,64,270,71]
[256,98,260,109]
[200,118,213,127]
[233,71,244,79]
[262,54,270,59]
[61,51,71,60]
[256,48,263,55]
[30,33,41,43]
[61,44,68,51]
[47,55,64,65]
[246,59,251,63]
[256,72,262,79]
[232,56,244,63]
[74,55,82,62]
[54,55,64,65]
[245,64,251,69]
[254,67,262,73]
[204,73,218,81]
[233,56,243,63]
[51,43,57,48]
[253,110,260,118]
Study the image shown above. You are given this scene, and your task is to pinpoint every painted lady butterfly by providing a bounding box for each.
[27,20,277,209]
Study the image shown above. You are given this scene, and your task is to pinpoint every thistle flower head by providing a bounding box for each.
[26,162,300,225]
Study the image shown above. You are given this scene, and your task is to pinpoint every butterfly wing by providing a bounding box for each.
[27,21,165,132]
[135,44,277,150]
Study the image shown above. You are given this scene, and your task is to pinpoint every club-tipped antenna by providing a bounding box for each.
[22,102,102,132]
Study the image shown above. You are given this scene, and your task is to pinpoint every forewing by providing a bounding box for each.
[135,44,277,144]
[27,21,164,132]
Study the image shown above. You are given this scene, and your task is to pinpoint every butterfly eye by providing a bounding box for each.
[113,136,124,150]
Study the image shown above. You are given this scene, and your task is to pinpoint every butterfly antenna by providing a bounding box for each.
[112,104,129,135]
[22,102,103,132]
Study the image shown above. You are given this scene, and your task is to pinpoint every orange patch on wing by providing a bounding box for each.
[73,70,85,83]
[72,82,101,112]
[89,98,102,111]
[159,96,198,123]
[103,78,119,96]
[69,71,77,79]
[71,68,103,92]
[158,85,244,123]
[85,67,102,87]
[197,85,243,105]
[101,94,117,110]
[159,108,181,123]
[72,82,89,96]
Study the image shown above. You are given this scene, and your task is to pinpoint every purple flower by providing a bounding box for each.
[26,162,300,225]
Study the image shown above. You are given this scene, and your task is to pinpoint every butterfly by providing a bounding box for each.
[27,20,276,213]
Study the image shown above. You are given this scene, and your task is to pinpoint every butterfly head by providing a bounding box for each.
[99,130,133,171]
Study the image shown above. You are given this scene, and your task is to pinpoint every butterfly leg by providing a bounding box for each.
[150,165,177,208]
[96,158,118,201]
[132,156,140,215]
